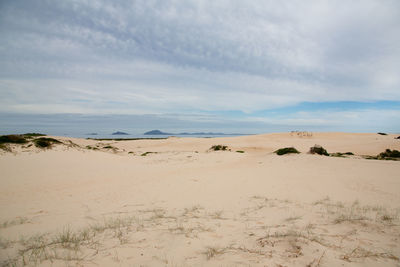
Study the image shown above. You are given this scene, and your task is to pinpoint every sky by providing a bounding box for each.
[0,0,400,135]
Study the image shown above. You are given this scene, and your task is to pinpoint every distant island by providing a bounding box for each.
[144,130,172,135]
[86,133,98,135]
[112,131,129,135]
[144,129,229,135]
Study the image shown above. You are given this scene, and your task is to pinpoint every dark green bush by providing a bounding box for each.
[34,137,62,148]
[0,135,28,144]
[210,145,228,151]
[377,132,388,135]
[274,147,300,155]
[378,149,400,159]
[309,145,329,156]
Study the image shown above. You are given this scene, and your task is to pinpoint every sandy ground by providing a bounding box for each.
[0,132,399,266]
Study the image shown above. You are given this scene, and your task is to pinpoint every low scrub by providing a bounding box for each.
[210,145,228,151]
[377,132,388,135]
[378,149,400,159]
[274,147,300,155]
[330,152,354,158]
[0,135,28,144]
[34,137,62,148]
[309,145,329,156]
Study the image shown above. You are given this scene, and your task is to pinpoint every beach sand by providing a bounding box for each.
[0,132,399,266]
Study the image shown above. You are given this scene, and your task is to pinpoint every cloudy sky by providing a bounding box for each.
[0,0,399,134]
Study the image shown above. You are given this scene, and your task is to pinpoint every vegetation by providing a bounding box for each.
[378,149,400,159]
[34,137,62,148]
[85,145,98,150]
[236,150,245,153]
[141,152,156,156]
[330,152,354,157]
[0,134,28,144]
[309,145,329,156]
[274,147,300,155]
[377,132,388,135]
[210,145,228,151]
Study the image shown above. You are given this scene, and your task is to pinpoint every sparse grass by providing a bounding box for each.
[274,147,300,155]
[34,137,62,148]
[236,150,245,153]
[141,151,156,156]
[330,152,354,158]
[203,246,226,260]
[341,246,399,262]
[309,145,329,156]
[1,217,29,228]
[209,145,228,151]
[285,215,302,223]
[86,145,99,150]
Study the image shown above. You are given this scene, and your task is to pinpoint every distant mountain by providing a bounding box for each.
[179,132,225,135]
[144,130,233,135]
[112,131,129,135]
[144,130,172,135]
[86,133,98,135]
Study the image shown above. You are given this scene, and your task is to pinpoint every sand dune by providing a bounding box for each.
[0,132,399,266]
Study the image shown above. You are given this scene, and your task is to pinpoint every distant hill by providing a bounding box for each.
[144,130,172,135]
[144,130,231,135]
[112,131,129,135]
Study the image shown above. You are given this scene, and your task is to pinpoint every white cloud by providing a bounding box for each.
[0,0,399,116]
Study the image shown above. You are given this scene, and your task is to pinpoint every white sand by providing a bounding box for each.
[0,132,399,266]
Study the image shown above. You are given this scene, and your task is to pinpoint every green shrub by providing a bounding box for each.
[274,147,300,155]
[309,145,329,156]
[34,137,62,148]
[210,145,228,151]
[236,150,245,153]
[0,135,28,144]
[378,149,400,159]
[330,152,354,157]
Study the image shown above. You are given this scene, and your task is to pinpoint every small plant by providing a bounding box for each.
[141,152,155,156]
[34,137,62,148]
[210,145,228,151]
[274,147,300,155]
[377,132,388,135]
[236,150,245,153]
[103,145,114,149]
[395,136,400,139]
[330,152,354,158]
[309,145,329,156]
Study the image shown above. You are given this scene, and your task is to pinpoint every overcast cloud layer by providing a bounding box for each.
[0,0,399,132]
